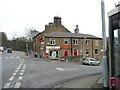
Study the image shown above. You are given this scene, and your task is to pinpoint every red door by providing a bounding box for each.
[64,50,68,56]
[74,49,78,56]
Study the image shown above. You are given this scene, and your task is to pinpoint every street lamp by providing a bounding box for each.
[101,0,109,88]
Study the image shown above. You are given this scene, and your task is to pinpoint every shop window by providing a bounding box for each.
[50,50,58,59]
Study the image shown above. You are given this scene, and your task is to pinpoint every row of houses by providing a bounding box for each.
[33,16,102,62]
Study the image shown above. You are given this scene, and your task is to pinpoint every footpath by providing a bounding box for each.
[53,74,103,89]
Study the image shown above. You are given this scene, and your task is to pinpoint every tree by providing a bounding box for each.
[0,32,8,47]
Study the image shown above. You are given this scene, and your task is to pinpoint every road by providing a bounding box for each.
[2,51,24,88]
[1,51,102,89]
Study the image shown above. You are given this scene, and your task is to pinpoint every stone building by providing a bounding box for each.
[33,16,102,62]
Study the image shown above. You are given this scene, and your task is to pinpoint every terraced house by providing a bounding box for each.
[33,16,102,62]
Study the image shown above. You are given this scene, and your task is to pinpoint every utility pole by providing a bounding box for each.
[101,0,109,88]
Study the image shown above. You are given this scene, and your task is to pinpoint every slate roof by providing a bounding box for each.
[44,32,102,39]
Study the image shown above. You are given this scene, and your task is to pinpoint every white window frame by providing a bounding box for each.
[73,39,78,45]
[64,39,69,45]
[50,38,56,45]
[86,49,89,56]
[86,40,89,45]
[95,49,99,55]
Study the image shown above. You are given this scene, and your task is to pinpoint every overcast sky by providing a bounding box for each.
[0,0,120,39]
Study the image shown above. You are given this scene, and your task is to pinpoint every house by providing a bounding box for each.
[33,16,102,62]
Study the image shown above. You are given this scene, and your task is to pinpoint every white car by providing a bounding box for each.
[0,46,4,52]
[82,58,100,66]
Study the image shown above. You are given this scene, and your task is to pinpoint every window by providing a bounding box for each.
[73,39,78,45]
[86,40,89,45]
[95,40,99,46]
[50,50,58,59]
[64,39,69,45]
[95,49,99,55]
[50,39,55,45]
[86,49,89,56]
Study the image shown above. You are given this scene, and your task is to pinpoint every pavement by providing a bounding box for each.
[53,74,104,89]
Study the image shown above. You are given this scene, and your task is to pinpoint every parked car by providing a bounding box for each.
[81,58,86,64]
[6,48,12,53]
[0,46,4,52]
[82,58,100,66]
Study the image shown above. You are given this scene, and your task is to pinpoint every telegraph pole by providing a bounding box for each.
[101,0,109,88]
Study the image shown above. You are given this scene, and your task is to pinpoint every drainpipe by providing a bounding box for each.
[71,36,72,56]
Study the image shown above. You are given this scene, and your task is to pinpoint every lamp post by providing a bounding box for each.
[101,0,109,88]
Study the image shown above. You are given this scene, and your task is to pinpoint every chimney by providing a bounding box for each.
[45,24,48,30]
[49,22,53,26]
[54,16,61,26]
[75,25,79,34]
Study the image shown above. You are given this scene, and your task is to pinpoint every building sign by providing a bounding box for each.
[60,46,71,49]
[46,46,60,49]
[40,40,44,42]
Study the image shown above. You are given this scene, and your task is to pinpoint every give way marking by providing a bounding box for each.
[56,68,78,71]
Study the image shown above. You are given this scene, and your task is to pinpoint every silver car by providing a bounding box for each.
[82,58,100,66]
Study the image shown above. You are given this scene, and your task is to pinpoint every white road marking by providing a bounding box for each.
[63,68,78,71]
[22,67,25,70]
[17,67,20,70]
[56,68,78,71]
[13,73,17,76]
[15,70,19,73]
[11,57,14,59]
[9,76,14,81]
[56,68,65,71]
[14,82,21,88]
[18,76,23,80]
[4,83,11,88]
[23,64,26,68]
[16,57,20,59]
[21,70,25,72]
[20,73,24,76]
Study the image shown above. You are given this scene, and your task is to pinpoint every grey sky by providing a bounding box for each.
[0,0,119,39]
